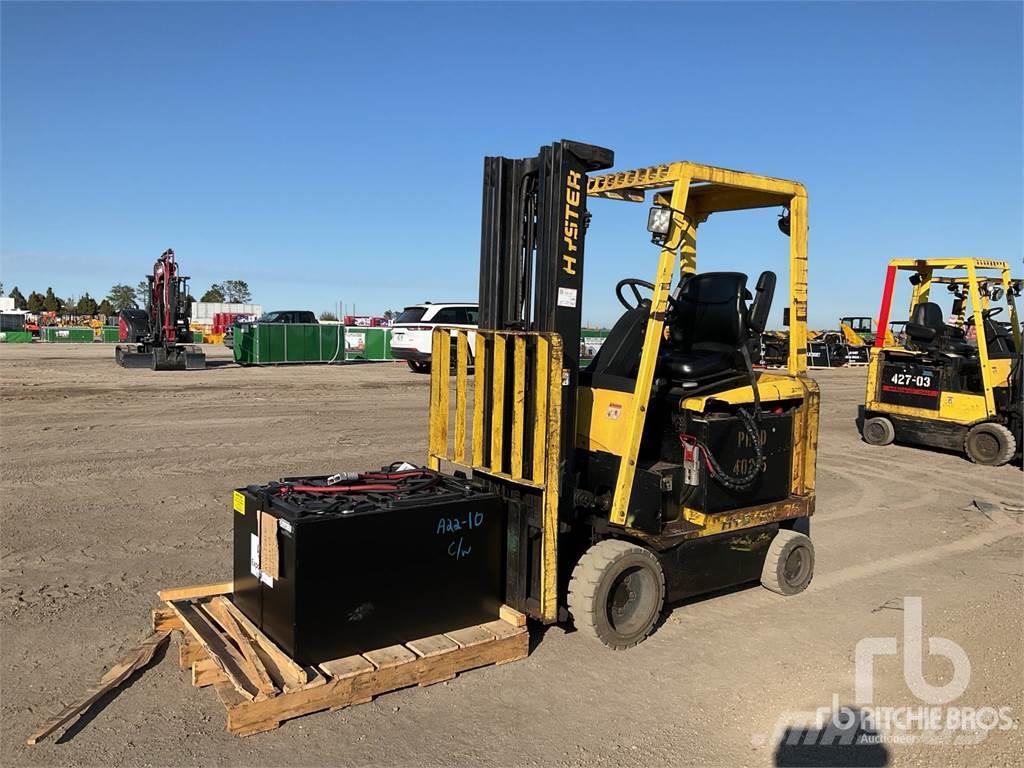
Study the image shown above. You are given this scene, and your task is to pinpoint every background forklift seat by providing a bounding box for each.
[905,302,975,356]
[661,271,775,386]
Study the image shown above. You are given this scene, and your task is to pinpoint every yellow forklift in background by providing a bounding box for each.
[861,258,1022,466]
[428,142,821,648]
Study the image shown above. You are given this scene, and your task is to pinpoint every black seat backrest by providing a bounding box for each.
[982,317,1017,359]
[585,300,650,380]
[905,302,944,346]
[668,272,750,354]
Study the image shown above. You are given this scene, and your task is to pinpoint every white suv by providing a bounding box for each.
[390,302,478,373]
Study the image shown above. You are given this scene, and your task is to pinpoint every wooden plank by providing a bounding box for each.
[481,619,520,640]
[158,581,233,602]
[202,600,277,698]
[192,658,228,688]
[319,655,374,680]
[26,630,170,745]
[406,634,459,658]
[363,645,417,670]
[212,596,308,688]
[223,630,528,736]
[152,606,183,632]
[499,605,527,628]
[445,625,497,648]
[169,600,260,701]
[179,638,207,669]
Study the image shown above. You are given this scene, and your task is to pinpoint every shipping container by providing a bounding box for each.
[191,302,262,325]
[0,331,33,343]
[41,327,95,343]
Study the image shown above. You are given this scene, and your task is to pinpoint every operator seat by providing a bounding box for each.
[905,302,974,356]
[660,271,775,388]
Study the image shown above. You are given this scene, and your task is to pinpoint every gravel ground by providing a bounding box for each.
[2,343,1021,767]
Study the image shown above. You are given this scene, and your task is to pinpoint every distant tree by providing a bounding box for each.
[43,287,62,313]
[8,286,27,310]
[26,291,45,312]
[200,283,225,303]
[76,293,99,316]
[382,309,396,322]
[106,284,138,311]
[0,281,4,296]
[97,299,115,317]
[319,311,339,321]
[136,280,150,305]
[221,280,251,303]
[184,293,196,307]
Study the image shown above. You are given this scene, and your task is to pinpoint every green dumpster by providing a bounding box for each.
[42,327,95,343]
[0,331,33,343]
[234,323,345,365]
[344,327,389,360]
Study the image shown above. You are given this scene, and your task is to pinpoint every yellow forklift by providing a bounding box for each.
[234,141,820,658]
[860,258,1022,466]
[426,142,820,647]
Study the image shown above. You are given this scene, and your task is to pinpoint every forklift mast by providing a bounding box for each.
[478,140,614,474]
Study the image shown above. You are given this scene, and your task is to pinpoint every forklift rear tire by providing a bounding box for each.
[862,416,895,446]
[568,539,665,650]
[964,422,1016,467]
[761,530,815,596]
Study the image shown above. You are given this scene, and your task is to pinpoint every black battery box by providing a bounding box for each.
[232,467,505,665]
[681,410,793,514]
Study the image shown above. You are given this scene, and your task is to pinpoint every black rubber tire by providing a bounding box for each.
[862,415,895,446]
[567,539,666,650]
[964,422,1016,467]
[761,530,815,596]
[406,360,431,374]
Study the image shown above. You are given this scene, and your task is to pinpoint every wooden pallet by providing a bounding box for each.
[154,583,529,736]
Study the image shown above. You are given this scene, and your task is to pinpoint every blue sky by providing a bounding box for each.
[2,1,1021,327]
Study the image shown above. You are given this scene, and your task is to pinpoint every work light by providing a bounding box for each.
[647,206,672,245]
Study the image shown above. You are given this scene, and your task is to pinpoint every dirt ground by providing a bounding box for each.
[2,343,1022,767]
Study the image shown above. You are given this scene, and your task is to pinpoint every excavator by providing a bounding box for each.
[116,249,205,370]
[234,141,820,656]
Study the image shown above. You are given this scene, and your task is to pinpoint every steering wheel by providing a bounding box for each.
[615,278,655,310]
[966,306,1003,325]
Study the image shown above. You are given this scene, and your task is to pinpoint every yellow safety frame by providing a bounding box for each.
[872,257,1020,421]
[427,327,564,622]
[586,162,809,527]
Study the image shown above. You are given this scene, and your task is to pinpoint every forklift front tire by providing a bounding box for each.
[761,530,815,596]
[568,539,665,650]
[862,416,895,446]
[964,422,1016,467]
